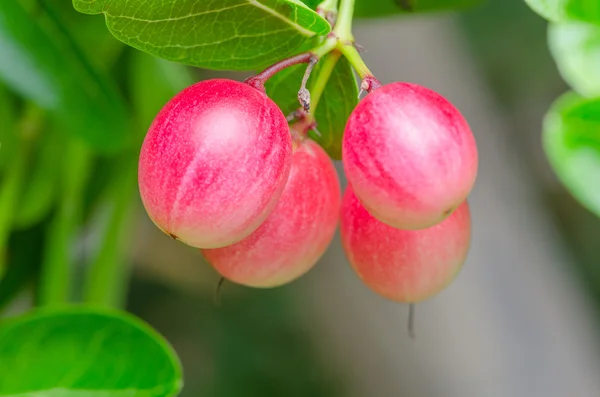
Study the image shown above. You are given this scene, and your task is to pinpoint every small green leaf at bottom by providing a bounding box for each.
[544,91,600,217]
[0,307,183,397]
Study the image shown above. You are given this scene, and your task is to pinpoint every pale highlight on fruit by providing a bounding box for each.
[202,139,341,288]
[342,82,478,230]
[340,186,471,303]
[138,79,292,249]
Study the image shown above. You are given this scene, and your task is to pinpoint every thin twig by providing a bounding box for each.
[214,276,225,307]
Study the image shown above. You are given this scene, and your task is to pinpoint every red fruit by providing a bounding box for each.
[340,186,471,303]
[202,139,341,288]
[138,79,292,249]
[342,82,478,230]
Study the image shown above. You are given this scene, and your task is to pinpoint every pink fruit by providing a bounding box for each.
[342,82,478,230]
[340,186,471,303]
[202,138,341,288]
[138,79,292,249]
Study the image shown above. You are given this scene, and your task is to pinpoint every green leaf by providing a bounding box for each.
[73,0,331,71]
[524,0,600,24]
[543,91,600,217]
[266,53,357,159]
[353,0,483,17]
[0,307,182,397]
[0,0,129,152]
[548,21,600,97]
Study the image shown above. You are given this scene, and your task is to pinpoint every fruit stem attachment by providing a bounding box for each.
[244,53,315,91]
[339,44,381,92]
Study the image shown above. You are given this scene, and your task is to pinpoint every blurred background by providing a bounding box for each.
[2,0,600,396]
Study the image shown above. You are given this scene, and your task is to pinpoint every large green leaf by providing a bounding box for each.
[0,307,182,396]
[0,0,129,152]
[548,21,600,97]
[544,91,600,217]
[353,0,483,17]
[73,0,331,71]
[266,52,357,159]
[524,0,600,24]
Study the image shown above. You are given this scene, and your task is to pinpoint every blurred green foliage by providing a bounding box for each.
[0,0,344,395]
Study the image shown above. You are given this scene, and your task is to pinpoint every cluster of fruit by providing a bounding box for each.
[138,76,478,306]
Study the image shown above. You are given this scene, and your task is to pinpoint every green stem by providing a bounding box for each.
[83,158,137,308]
[333,0,355,41]
[338,43,373,79]
[39,138,91,306]
[331,0,380,89]
[309,51,342,117]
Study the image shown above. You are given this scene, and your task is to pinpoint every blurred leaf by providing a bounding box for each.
[0,307,182,396]
[544,91,600,217]
[0,221,45,311]
[48,0,125,70]
[0,85,18,172]
[266,52,357,159]
[549,21,600,97]
[353,0,483,17]
[524,0,600,24]
[83,157,137,308]
[129,51,195,134]
[0,135,30,278]
[39,138,92,305]
[14,130,62,229]
[73,0,331,71]
[0,0,129,152]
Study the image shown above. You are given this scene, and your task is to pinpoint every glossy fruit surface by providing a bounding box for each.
[340,186,471,303]
[138,79,292,248]
[342,82,478,229]
[202,138,341,287]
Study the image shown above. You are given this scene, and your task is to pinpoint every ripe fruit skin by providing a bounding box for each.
[342,82,478,230]
[202,139,341,288]
[340,186,471,303]
[138,79,292,249]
